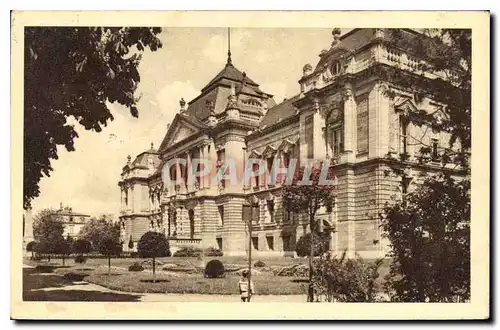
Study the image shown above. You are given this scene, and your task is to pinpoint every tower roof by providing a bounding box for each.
[200,62,259,93]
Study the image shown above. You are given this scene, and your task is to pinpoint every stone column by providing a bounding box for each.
[130,186,135,212]
[312,98,327,160]
[186,151,193,193]
[342,84,356,163]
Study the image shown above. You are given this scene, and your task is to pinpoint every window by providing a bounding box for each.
[332,127,344,157]
[305,115,314,158]
[432,138,439,160]
[267,200,275,223]
[125,190,128,205]
[252,203,260,224]
[216,238,223,250]
[218,205,224,226]
[400,115,408,156]
[284,209,292,223]
[330,60,341,76]
[188,209,195,238]
[357,95,369,154]
[252,237,259,250]
[252,163,260,187]
[216,150,226,187]
[266,236,274,251]
[283,152,290,168]
[267,156,274,184]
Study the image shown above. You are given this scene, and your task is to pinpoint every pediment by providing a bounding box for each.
[262,145,277,158]
[158,115,203,151]
[394,98,418,115]
[248,150,262,159]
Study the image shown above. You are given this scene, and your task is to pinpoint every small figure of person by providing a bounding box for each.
[238,270,255,302]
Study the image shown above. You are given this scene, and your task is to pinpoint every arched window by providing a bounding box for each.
[330,60,342,76]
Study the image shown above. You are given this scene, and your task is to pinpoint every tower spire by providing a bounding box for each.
[226,27,232,66]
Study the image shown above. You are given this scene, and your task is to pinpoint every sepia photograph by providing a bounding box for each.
[11,11,490,320]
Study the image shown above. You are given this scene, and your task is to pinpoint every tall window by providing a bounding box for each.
[400,115,408,155]
[217,205,224,226]
[267,156,274,184]
[266,200,275,223]
[188,209,195,238]
[357,95,369,154]
[332,127,344,157]
[283,152,290,168]
[252,163,260,187]
[305,115,314,158]
[217,150,226,187]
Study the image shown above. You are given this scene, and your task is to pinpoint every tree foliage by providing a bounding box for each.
[295,232,330,257]
[282,163,336,226]
[381,29,471,302]
[78,216,121,251]
[24,27,163,209]
[137,231,170,282]
[98,233,122,276]
[73,239,91,255]
[382,175,470,302]
[312,252,383,302]
[32,209,64,261]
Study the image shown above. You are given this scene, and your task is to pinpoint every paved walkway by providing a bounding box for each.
[23,264,305,302]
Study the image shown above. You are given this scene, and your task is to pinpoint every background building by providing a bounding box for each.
[119,28,459,257]
[54,203,91,238]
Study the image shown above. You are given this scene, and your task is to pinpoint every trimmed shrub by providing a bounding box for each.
[254,260,266,268]
[204,259,225,278]
[295,232,330,257]
[130,252,139,258]
[173,247,202,257]
[74,255,87,264]
[138,232,170,282]
[128,262,145,272]
[26,241,37,252]
[204,247,223,257]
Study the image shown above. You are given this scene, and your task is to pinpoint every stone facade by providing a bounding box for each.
[118,28,460,258]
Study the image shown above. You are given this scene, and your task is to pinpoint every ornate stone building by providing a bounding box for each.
[119,28,457,258]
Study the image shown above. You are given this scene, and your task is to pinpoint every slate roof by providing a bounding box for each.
[201,62,259,93]
[259,94,301,128]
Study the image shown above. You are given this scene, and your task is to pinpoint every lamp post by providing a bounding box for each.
[245,195,258,302]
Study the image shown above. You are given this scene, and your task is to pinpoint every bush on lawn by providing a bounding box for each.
[295,232,330,257]
[128,262,145,272]
[204,247,223,257]
[130,252,138,258]
[254,260,266,268]
[74,255,87,264]
[204,259,225,278]
[173,247,203,257]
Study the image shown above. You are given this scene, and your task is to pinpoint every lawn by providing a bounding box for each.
[85,270,308,295]
[23,255,389,296]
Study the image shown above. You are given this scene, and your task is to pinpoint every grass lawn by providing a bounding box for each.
[86,270,308,295]
[23,255,390,296]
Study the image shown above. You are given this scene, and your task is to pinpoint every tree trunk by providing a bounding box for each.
[108,256,111,275]
[153,257,156,283]
[62,255,65,266]
[308,214,315,302]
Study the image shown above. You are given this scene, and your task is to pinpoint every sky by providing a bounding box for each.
[31,27,350,218]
